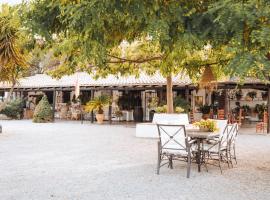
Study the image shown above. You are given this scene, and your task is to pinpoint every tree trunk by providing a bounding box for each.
[166,75,174,113]
[0,82,15,112]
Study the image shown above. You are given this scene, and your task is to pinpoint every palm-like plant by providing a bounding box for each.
[0,5,26,70]
[0,6,28,111]
[84,95,111,114]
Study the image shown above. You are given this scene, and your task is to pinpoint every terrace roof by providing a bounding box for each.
[0,72,192,89]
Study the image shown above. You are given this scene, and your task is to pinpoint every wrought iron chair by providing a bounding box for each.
[201,124,234,173]
[156,124,195,178]
[228,123,239,166]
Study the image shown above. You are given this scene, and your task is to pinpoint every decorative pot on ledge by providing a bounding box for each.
[96,114,104,124]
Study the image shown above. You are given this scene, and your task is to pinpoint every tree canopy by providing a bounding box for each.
[9,0,270,111]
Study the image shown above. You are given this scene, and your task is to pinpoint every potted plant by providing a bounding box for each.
[247,91,257,100]
[148,96,159,121]
[175,106,185,113]
[199,105,211,119]
[173,96,190,112]
[155,105,167,113]
[84,95,111,124]
[114,110,123,121]
[254,104,267,120]
[262,92,268,101]
[193,119,218,132]
[241,104,250,116]
[235,90,243,101]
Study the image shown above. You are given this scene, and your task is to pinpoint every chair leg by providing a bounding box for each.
[218,154,223,174]
[169,155,173,169]
[202,151,208,172]
[225,151,230,168]
[157,143,161,175]
[233,144,237,165]
[228,149,233,168]
[187,154,191,178]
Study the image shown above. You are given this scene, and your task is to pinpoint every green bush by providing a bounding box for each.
[173,96,190,112]
[33,95,53,123]
[0,98,24,119]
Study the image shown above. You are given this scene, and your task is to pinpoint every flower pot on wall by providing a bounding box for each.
[96,114,104,124]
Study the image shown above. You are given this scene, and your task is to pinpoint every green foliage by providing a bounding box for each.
[0,98,24,119]
[173,96,190,112]
[156,105,167,113]
[241,104,251,114]
[0,4,29,83]
[247,91,257,99]
[84,95,111,114]
[254,103,267,119]
[20,0,270,83]
[199,105,211,114]
[33,95,53,123]
[148,96,159,109]
[175,106,185,113]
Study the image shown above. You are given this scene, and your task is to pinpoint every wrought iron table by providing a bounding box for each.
[187,130,219,172]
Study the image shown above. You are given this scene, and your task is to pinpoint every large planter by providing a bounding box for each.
[133,106,143,122]
[149,110,155,122]
[96,114,104,124]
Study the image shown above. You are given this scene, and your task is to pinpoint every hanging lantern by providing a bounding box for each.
[199,65,217,91]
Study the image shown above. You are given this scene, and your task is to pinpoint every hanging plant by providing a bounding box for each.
[247,91,257,100]
[262,92,268,101]
[199,65,217,91]
[235,90,242,100]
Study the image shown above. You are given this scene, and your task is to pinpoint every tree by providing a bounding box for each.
[24,0,210,113]
[197,0,270,80]
[33,95,53,123]
[0,4,30,111]
[24,0,270,113]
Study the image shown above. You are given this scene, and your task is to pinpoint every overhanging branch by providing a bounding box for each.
[107,54,163,64]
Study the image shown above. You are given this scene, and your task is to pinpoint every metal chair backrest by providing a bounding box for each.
[212,119,228,136]
[153,113,189,125]
[218,124,232,150]
[157,124,188,153]
[228,123,238,145]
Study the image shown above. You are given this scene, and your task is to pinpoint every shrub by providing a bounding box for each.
[173,96,190,112]
[156,105,167,113]
[175,106,185,113]
[0,98,24,119]
[33,95,53,123]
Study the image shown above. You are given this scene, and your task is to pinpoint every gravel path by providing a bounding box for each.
[0,120,270,200]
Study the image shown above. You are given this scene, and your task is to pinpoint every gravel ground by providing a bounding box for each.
[0,120,270,200]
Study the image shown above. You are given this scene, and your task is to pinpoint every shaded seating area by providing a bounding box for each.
[155,118,239,177]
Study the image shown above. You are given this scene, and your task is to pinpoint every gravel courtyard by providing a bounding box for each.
[0,120,270,200]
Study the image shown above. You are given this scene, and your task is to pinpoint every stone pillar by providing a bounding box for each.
[52,90,56,122]
[108,90,113,124]
[91,90,94,123]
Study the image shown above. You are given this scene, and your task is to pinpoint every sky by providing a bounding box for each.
[0,0,22,5]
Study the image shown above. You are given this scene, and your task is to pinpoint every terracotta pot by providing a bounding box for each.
[96,114,104,124]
